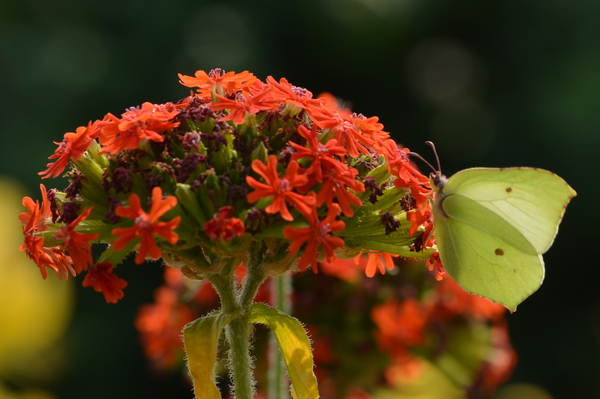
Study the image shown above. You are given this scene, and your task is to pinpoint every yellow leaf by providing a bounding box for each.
[249,303,319,399]
[183,312,235,399]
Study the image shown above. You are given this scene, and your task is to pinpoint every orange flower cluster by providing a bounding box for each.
[21,68,438,302]
[21,68,520,399]
[371,276,515,393]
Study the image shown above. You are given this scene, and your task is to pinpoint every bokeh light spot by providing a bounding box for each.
[40,28,109,92]
[406,38,484,104]
[183,6,253,71]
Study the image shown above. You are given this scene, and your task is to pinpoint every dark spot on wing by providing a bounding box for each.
[495,248,504,256]
[505,187,512,193]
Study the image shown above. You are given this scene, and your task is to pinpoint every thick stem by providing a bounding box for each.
[207,264,255,399]
[206,267,238,314]
[268,272,292,399]
[205,245,268,399]
[225,313,255,399]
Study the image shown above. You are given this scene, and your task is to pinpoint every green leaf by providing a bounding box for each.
[433,322,492,388]
[249,303,319,399]
[372,359,466,399]
[183,312,235,399]
[96,240,137,265]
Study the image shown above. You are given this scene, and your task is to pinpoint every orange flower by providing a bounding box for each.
[289,125,348,184]
[283,204,345,272]
[315,92,352,118]
[19,184,52,229]
[53,206,100,274]
[21,232,75,280]
[265,76,323,112]
[406,208,431,238]
[178,69,257,98]
[319,257,364,283]
[203,206,245,242]
[425,252,445,281]
[19,184,76,280]
[309,106,384,158]
[98,102,180,154]
[209,87,280,125]
[372,298,429,357]
[348,113,389,153]
[112,187,181,264]
[431,276,506,322]
[135,284,194,369]
[362,251,398,277]
[315,164,365,217]
[384,144,431,209]
[82,262,128,303]
[39,121,100,179]
[246,155,316,221]
[313,115,372,157]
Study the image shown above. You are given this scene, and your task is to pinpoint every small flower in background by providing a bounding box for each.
[135,268,194,369]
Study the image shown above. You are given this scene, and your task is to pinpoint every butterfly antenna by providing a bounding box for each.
[425,141,442,173]
[407,151,436,173]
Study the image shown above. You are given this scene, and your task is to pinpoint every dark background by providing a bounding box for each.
[1,1,597,398]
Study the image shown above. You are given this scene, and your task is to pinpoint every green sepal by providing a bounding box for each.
[183,312,236,399]
[342,206,410,239]
[196,182,217,220]
[85,140,109,169]
[96,239,138,265]
[366,161,392,185]
[250,141,269,164]
[163,202,194,244]
[176,183,208,225]
[209,140,233,175]
[358,241,435,259]
[74,155,108,208]
[249,303,319,399]
[70,219,116,242]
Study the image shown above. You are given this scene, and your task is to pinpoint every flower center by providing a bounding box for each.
[135,214,152,229]
[278,178,290,192]
[319,223,330,237]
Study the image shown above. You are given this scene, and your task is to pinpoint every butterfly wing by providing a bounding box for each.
[433,192,544,311]
[443,167,576,254]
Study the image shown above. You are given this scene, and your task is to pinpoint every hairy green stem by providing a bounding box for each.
[239,242,267,309]
[205,245,268,399]
[225,314,255,399]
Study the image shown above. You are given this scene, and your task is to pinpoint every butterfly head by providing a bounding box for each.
[429,171,447,192]
[409,141,447,193]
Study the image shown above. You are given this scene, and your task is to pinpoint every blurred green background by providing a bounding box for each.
[0,0,597,398]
